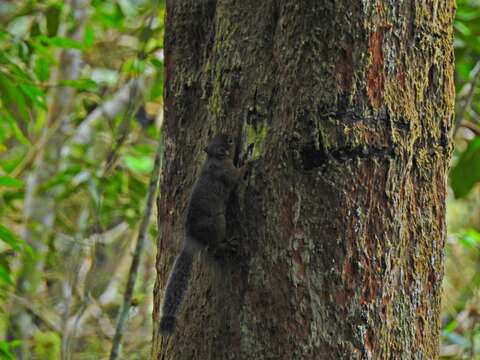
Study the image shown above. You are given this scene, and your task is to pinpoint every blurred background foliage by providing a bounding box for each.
[444,0,480,358]
[0,0,163,358]
[0,0,479,359]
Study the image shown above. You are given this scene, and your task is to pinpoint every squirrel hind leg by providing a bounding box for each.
[159,316,176,335]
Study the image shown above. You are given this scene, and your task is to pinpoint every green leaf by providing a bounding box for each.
[123,154,154,174]
[149,58,163,69]
[30,20,42,37]
[93,2,125,28]
[0,148,26,173]
[17,40,31,64]
[443,319,458,334]
[34,56,51,82]
[459,229,480,248]
[0,109,30,145]
[0,264,13,286]
[149,71,163,100]
[59,79,97,91]
[0,341,15,360]
[38,165,82,192]
[456,62,473,81]
[450,137,480,198]
[454,20,472,36]
[456,7,480,21]
[0,224,22,252]
[46,4,61,37]
[38,35,84,50]
[0,176,24,188]
[83,23,95,49]
[0,72,30,123]
[20,83,47,110]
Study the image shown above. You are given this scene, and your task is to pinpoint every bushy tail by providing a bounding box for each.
[160,246,194,335]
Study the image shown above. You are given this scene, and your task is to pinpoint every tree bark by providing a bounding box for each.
[152,1,455,359]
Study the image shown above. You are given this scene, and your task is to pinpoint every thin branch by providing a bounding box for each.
[459,122,480,137]
[109,133,163,360]
[56,222,129,248]
[103,78,142,173]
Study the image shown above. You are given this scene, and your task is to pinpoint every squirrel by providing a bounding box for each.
[159,134,248,335]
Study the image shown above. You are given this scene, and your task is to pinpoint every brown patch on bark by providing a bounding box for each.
[334,290,348,306]
[342,256,354,288]
[335,47,353,91]
[364,328,374,353]
[361,273,378,305]
[416,315,425,346]
[292,241,306,279]
[380,296,388,320]
[367,30,385,108]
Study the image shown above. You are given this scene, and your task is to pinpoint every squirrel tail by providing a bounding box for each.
[160,244,195,335]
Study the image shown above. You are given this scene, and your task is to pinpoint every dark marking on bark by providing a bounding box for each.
[301,143,394,170]
[407,0,416,39]
[380,296,389,321]
[300,143,327,170]
[367,29,385,109]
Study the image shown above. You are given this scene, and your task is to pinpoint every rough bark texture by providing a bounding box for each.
[153,1,455,359]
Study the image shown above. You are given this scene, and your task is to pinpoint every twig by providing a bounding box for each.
[459,122,480,136]
[109,133,163,360]
[103,78,142,173]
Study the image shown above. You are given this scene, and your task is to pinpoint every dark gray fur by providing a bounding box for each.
[159,134,246,335]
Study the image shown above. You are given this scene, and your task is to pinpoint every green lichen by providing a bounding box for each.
[246,121,268,160]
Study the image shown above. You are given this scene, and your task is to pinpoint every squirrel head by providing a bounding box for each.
[204,134,234,159]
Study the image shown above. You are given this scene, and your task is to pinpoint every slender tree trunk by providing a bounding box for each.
[153,1,455,359]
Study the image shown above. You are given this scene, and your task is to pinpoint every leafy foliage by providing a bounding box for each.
[443,3,480,357]
[450,137,480,198]
[452,0,480,197]
[0,0,163,357]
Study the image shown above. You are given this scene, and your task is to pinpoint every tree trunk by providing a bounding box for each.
[152,1,455,359]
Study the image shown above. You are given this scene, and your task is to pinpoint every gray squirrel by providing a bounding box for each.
[159,134,248,335]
